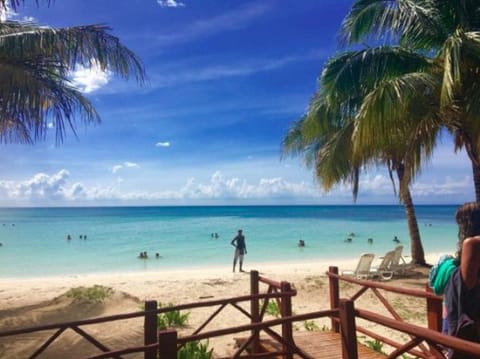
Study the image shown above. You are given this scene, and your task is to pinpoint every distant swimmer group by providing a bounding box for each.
[138,251,162,259]
[343,233,398,244]
[298,239,305,247]
[65,234,87,240]
[344,232,355,243]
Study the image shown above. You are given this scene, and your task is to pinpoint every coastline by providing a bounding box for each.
[0,252,447,308]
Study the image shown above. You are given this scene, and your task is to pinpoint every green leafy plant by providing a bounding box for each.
[177,340,213,359]
[364,339,386,354]
[66,285,113,303]
[303,320,320,331]
[157,303,190,330]
[261,299,281,318]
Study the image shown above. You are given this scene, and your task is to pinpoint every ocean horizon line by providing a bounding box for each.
[0,203,464,209]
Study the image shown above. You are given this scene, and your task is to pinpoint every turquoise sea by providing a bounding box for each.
[0,205,460,279]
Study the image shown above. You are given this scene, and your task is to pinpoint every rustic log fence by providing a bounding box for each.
[327,265,480,358]
[0,270,301,359]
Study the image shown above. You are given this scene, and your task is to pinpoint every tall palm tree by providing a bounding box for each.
[0,0,145,144]
[283,47,436,265]
[340,0,480,201]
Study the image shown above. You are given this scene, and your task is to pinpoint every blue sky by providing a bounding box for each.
[0,0,473,206]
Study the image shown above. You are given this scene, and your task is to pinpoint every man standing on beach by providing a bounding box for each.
[231,229,247,272]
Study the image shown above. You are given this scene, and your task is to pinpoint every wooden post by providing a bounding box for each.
[329,266,340,333]
[425,284,442,332]
[158,329,177,359]
[339,299,358,359]
[144,300,158,359]
[250,270,260,353]
[281,281,294,359]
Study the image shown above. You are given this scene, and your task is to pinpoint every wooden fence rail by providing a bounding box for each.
[327,265,480,358]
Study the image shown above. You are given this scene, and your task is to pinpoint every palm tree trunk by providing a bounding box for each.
[472,161,480,202]
[396,165,427,265]
[460,130,480,202]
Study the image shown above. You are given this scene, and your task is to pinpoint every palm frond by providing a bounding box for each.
[0,21,146,83]
[354,72,440,157]
[340,0,448,48]
[0,54,99,143]
[321,46,431,109]
[0,1,50,11]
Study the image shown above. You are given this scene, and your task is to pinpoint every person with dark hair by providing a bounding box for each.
[231,229,247,272]
[446,204,480,345]
[431,202,480,357]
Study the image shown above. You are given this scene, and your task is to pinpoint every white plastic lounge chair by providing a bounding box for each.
[341,253,375,280]
[371,250,394,280]
[390,245,414,275]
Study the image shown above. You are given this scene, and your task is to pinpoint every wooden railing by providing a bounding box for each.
[327,265,480,358]
[0,270,301,359]
[3,267,480,358]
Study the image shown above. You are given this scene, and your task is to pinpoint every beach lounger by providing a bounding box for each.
[341,253,375,280]
[390,245,414,275]
[370,250,394,280]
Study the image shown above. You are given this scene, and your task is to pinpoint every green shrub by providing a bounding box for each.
[177,340,213,359]
[364,339,386,354]
[261,299,281,318]
[303,320,320,331]
[157,303,190,330]
[66,285,113,303]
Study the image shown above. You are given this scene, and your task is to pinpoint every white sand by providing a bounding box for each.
[0,252,444,306]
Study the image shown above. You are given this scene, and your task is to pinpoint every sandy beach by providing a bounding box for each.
[0,256,439,358]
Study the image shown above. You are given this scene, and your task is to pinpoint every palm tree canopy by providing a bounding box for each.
[341,0,480,168]
[0,1,146,144]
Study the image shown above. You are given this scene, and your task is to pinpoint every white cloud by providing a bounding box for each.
[0,170,474,206]
[0,170,72,202]
[1,2,14,22]
[0,7,7,22]
[112,162,140,174]
[112,165,123,174]
[156,141,171,147]
[70,63,111,93]
[412,176,473,197]
[157,0,185,8]
[124,162,139,168]
[0,2,36,22]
